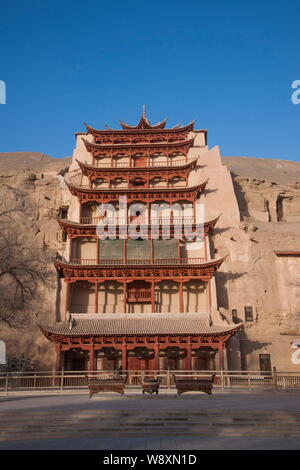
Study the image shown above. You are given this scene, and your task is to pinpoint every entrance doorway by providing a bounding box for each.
[64,350,88,371]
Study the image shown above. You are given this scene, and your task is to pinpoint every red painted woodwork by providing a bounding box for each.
[65,180,208,204]
[83,120,197,145]
[54,256,225,281]
[57,215,220,239]
[82,137,195,159]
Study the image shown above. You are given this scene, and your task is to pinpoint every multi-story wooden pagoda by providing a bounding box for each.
[40,110,241,372]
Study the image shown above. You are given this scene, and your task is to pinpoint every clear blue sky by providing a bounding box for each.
[0,0,300,161]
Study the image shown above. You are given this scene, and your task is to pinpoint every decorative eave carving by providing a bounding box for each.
[76,158,198,181]
[39,322,242,345]
[64,179,208,204]
[82,137,195,157]
[119,115,168,130]
[57,214,221,239]
[54,256,226,281]
[84,120,195,140]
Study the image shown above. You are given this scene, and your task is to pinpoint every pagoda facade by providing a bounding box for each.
[40,111,241,372]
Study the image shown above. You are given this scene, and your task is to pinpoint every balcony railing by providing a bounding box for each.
[89,158,194,168]
[127,289,152,303]
[68,183,188,190]
[79,217,195,225]
[69,258,206,266]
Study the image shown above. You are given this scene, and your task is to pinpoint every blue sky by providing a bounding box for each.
[0,0,300,161]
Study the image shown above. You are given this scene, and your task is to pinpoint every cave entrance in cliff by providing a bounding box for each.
[276,197,284,222]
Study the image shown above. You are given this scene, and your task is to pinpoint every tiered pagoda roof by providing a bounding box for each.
[54,256,226,281]
[75,157,198,182]
[65,179,208,203]
[40,313,242,343]
[84,120,196,144]
[57,214,221,239]
[82,137,195,158]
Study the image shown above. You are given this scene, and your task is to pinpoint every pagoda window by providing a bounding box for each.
[244,306,254,322]
[276,196,284,222]
[127,239,151,260]
[153,239,178,260]
[99,239,123,260]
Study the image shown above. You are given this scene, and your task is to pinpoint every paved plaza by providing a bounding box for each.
[0,390,300,450]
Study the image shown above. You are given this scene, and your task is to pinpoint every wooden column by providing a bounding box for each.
[69,237,73,260]
[123,281,127,313]
[79,203,82,224]
[123,239,127,263]
[150,239,154,261]
[193,200,196,223]
[65,280,70,317]
[151,280,155,313]
[55,344,62,371]
[153,341,159,371]
[218,342,224,370]
[177,239,181,262]
[88,345,95,372]
[95,281,98,313]
[185,341,192,371]
[179,281,184,313]
[96,237,100,264]
[121,343,127,371]
[147,202,150,226]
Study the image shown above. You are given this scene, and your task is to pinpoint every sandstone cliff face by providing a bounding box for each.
[217,157,300,371]
[0,153,71,369]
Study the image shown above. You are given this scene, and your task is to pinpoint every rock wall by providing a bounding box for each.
[0,154,71,369]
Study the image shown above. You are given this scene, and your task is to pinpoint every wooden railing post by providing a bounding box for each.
[5,372,8,394]
[273,366,278,391]
[248,373,251,390]
[220,369,224,391]
[167,369,171,388]
[52,368,56,388]
[60,370,64,392]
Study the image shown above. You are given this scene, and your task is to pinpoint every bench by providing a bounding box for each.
[173,374,215,395]
[142,377,160,395]
[86,376,127,398]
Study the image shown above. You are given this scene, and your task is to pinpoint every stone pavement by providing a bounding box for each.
[0,391,300,450]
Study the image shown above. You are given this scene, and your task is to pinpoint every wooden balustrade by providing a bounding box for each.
[127,289,152,303]
[69,258,206,266]
[79,216,195,225]
[91,158,193,168]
